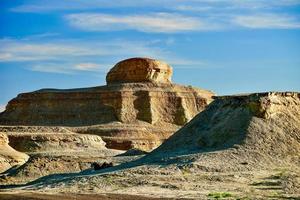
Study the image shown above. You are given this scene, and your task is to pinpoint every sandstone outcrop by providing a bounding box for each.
[0,133,29,173]
[146,92,300,171]
[106,58,172,84]
[0,58,214,151]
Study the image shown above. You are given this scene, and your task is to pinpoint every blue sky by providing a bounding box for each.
[1,0,300,111]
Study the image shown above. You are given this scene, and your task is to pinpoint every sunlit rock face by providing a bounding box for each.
[146,92,300,171]
[0,58,214,151]
[106,58,172,84]
[0,133,29,173]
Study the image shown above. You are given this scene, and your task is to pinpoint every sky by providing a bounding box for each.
[1,0,300,112]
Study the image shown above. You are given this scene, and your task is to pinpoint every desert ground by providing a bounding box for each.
[0,59,299,199]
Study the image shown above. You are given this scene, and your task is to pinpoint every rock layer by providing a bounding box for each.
[0,58,214,150]
[0,126,107,153]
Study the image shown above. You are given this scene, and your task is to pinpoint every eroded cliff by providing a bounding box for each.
[0,58,214,150]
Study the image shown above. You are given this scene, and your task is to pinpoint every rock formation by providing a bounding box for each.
[2,92,299,199]
[0,126,108,153]
[0,133,29,173]
[0,126,123,182]
[146,92,300,171]
[0,58,214,151]
[106,58,172,84]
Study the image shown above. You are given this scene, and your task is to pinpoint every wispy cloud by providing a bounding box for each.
[11,0,300,13]
[0,39,100,62]
[0,36,208,74]
[9,0,300,32]
[65,13,217,33]
[29,62,108,74]
[65,12,300,33]
[0,104,6,112]
[74,63,102,71]
[0,38,164,63]
[29,64,76,74]
[232,14,300,29]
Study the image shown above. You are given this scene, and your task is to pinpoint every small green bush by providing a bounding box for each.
[208,192,233,199]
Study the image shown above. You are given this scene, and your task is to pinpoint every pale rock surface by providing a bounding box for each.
[0,133,29,173]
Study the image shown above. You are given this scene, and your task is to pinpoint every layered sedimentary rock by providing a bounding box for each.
[0,133,29,173]
[146,92,300,171]
[0,58,214,150]
[0,126,108,153]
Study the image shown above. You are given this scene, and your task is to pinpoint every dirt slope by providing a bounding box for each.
[146,92,300,171]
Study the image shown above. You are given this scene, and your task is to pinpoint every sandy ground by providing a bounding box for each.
[1,164,299,200]
[0,192,188,200]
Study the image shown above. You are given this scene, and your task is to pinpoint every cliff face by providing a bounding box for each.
[0,58,214,151]
[1,83,211,126]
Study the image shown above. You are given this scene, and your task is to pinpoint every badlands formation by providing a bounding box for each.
[0,58,299,199]
[0,58,213,151]
[0,58,213,182]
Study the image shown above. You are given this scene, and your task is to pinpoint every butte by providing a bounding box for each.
[0,58,214,151]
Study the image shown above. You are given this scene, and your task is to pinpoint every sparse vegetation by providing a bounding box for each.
[208,192,233,199]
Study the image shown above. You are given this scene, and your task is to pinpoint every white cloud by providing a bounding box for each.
[0,38,165,63]
[11,0,300,13]
[0,53,13,60]
[65,13,217,33]
[0,36,209,74]
[173,5,213,12]
[10,0,172,12]
[74,63,102,71]
[233,14,300,29]
[0,40,100,62]
[30,64,75,74]
[0,104,6,112]
[65,12,300,33]
[9,0,300,32]
[29,62,109,74]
